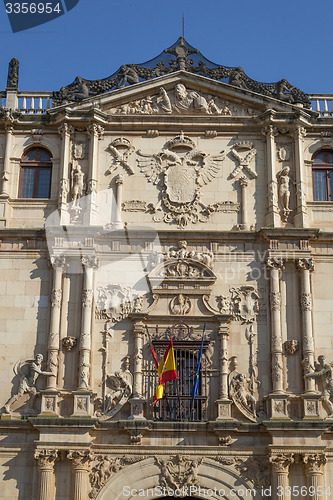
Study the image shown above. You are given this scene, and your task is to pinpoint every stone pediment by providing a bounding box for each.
[56,71,308,118]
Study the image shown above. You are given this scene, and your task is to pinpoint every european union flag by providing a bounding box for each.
[191,325,205,399]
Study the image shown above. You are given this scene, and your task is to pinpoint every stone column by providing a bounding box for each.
[1,122,14,196]
[302,454,327,500]
[58,123,74,224]
[270,453,294,500]
[267,257,288,418]
[216,319,233,419]
[238,175,249,230]
[262,125,280,227]
[67,450,92,500]
[72,256,98,416]
[34,449,58,500]
[114,173,124,229]
[85,124,104,225]
[129,317,146,419]
[293,126,308,228]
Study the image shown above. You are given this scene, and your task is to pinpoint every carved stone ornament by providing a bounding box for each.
[155,455,203,490]
[229,370,257,422]
[95,367,133,420]
[34,449,58,469]
[73,142,88,160]
[112,84,258,117]
[230,142,257,179]
[301,292,312,311]
[218,435,232,446]
[122,200,147,212]
[137,132,226,228]
[7,57,19,89]
[67,450,93,470]
[234,456,271,490]
[296,258,315,272]
[266,256,285,271]
[62,336,77,351]
[217,295,232,315]
[53,37,311,108]
[2,354,53,415]
[31,129,43,143]
[89,455,147,499]
[277,145,291,162]
[82,289,94,308]
[277,166,292,222]
[305,355,333,417]
[269,454,294,474]
[150,322,205,342]
[302,453,327,475]
[284,339,299,355]
[108,137,135,175]
[270,291,281,311]
[170,294,192,315]
[230,286,260,323]
[95,284,144,322]
[51,288,62,308]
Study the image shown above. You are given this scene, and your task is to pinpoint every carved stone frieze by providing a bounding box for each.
[230,286,260,323]
[89,455,147,499]
[230,142,257,179]
[150,322,204,342]
[137,133,225,228]
[108,137,135,175]
[155,455,203,490]
[111,84,258,117]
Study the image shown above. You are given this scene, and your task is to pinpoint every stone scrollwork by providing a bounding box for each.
[108,137,135,175]
[230,286,260,323]
[2,354,53,415]
[155,455,203,490]
[137,132,226,228]
[89,455,147,499]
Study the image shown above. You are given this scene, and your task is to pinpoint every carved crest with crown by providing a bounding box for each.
[137,132,225,228]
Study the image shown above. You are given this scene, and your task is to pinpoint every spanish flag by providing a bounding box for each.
[154,338,177,404]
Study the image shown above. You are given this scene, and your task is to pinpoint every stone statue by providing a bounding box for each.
[277,166,291,222]
[72,76,89,101]
[98,359,133,420]
[228,66,245,88]
[306,355,333,417]
[3,354,52,414]
[7,58,19,89]
[71,164,85,207]
[275,79,293,103]
[229,369,257,421]
[119,65,139,88]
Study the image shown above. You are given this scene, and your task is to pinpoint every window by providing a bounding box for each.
[312,150,333,201]
[19,148,52,198]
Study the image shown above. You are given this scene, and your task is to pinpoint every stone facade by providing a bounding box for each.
[1,39,333,499]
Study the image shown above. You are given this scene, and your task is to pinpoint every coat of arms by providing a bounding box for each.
[137,132,225,228]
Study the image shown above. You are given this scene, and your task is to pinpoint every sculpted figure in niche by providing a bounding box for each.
[3,354,52,414]
[71,164,85,207]
[306,355,333,417]
[277,166,291,222]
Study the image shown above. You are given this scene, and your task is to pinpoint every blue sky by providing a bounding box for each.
[0,0,331,94]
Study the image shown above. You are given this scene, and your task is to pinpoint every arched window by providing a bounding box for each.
[19,147,52,198]
[312,150,333,201]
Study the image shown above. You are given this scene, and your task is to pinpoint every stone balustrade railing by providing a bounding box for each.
[309,94,333,117]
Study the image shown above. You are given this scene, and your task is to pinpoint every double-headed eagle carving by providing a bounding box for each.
[137,134,225,208]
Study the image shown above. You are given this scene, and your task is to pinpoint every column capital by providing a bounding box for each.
[34,449,58,470]
[261,124,279,138]
[269,453,294,473]
[295,257,315,272]
[87,123,104,140]
[302,453,327,475]
[50,255,67,270]
[292,125,307,141]
[115,173,124,186]
[67,450,93,471]
[266,256,285,271]
[81,255,99,269]
[58,122,75,138]
[239,175,248,187]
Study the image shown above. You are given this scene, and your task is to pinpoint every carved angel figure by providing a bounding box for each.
[306,355,333,417]
[3,354,53,414]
